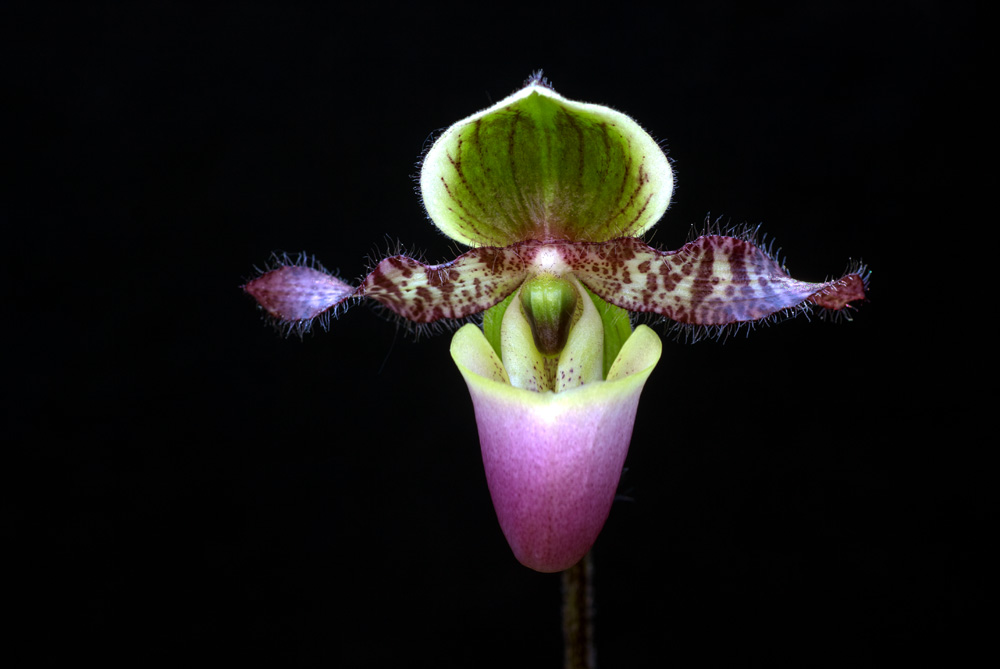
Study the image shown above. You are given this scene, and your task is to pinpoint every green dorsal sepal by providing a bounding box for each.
[518,274,579,356]
[420,82,674,246]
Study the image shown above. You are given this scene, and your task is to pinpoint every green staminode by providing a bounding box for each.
[519,274,580,356]
[482,282,633,382]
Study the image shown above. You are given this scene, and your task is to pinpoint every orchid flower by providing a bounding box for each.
[244,75,868,573]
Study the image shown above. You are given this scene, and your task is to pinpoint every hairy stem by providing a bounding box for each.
[562,552,596,669]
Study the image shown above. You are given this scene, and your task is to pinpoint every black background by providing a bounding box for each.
[8,1,987,666]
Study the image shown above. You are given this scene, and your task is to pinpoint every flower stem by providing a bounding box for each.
[561,551,596,669]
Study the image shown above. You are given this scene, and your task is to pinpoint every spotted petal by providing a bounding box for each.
[358,247,527,322]
[244,246,528,326]
[553,236,867,325]
[421,81,673,247]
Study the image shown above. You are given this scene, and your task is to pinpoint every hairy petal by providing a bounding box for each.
[244,265,354,322]
[360,246,528,322]
[245,247,529,325]
[807,273,868,310]
[565,236,867,325]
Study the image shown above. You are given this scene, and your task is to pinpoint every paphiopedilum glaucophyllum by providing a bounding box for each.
[245,75,868,573]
